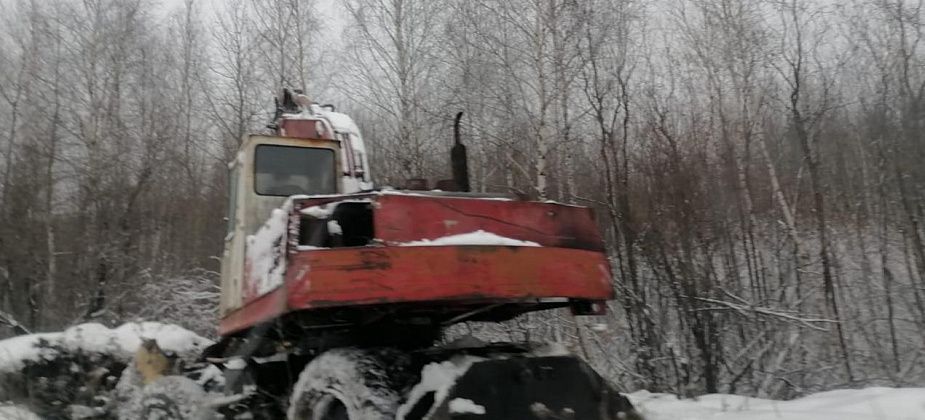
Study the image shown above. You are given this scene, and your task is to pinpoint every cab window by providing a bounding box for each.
[254,145,336,196]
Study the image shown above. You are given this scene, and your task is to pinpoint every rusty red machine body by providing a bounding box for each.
[220,191,614,336]
[216,90,615,340]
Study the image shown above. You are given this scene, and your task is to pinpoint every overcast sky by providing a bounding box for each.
[157,0,348,47]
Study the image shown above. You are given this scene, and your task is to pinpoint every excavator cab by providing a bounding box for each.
[220,94,372,318]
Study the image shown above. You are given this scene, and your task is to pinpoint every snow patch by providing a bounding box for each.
[399,230,540,247]
[119,375,216,420]
[246,207,290,296]
[223,358,247,370]
[0,404,40,420]
[0,322,211,373]
[376,190,512,200]
[0,332,59,373]
[542,200,585,208]
[296,245,327,251]
[327,220,343,235]
[300,204,332,218]
[341,176,373,194]
[397,356,484,420]
[590,323,609,332]
[630,387,925,420]
[449,398,486,415]
[305,106,363,140]
[299,199,372,219]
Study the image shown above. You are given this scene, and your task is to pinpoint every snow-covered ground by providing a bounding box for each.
[629,387,925,420]
[0,323,213,420]
[0,322,211,373]
[3,389,923,419]
[2,324,924,419]
[0,404,39,420]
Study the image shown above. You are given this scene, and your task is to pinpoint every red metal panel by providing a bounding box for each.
[280,118,333,139]
[284,246,614,310]
[224,193,614,336]
[372,194,604,251]
[219,286,288,336]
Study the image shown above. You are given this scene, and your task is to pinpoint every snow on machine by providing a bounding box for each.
[132,89,640,420]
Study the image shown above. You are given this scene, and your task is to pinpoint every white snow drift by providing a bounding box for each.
[0,322,212,373]
[0,404,39,420]
[245,206,291,296]
[630,387,925,420]
[448,397,486,415]
[399,230,540,247]
[396,355,484,420]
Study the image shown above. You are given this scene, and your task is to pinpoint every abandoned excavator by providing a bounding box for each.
[130,89,640,420]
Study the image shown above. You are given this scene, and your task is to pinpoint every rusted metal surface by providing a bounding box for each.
[371,194,605,251]
[223,192,615,336]
[220,286,288,336]
[284,246,614,310]
[279,118,333,139]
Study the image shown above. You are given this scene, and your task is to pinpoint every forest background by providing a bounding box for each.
[1,0,925,399]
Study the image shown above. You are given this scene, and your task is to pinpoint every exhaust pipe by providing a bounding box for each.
[451,112,470,192]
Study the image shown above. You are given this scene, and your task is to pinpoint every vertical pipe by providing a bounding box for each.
[452,112,470,192]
